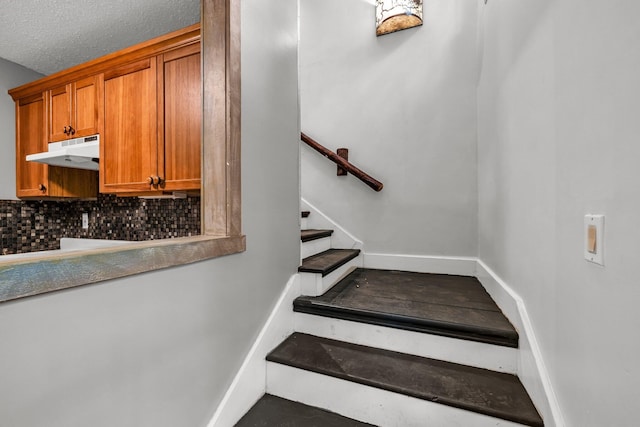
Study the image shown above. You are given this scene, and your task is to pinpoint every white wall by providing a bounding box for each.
[477,1,640,426]
[300,0,478,256]
[0,0,300,425]
[0,58,44,200]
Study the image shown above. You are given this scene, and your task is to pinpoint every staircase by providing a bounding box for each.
[235,211,543,427]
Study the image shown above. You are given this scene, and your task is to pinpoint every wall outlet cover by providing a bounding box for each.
[584,214,604,266]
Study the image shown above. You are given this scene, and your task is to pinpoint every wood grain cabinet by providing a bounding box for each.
[158,43,201,192]
[101,59,159,193]
[101,42,201,195]
[48,75,103,142]
[15,94,47,197]
[9,24,200,199]
[15,93,97,198]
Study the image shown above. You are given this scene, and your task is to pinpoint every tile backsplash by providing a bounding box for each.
[0,194,200,256]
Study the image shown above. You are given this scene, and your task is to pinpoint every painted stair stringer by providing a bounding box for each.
[207,274,301,427]
[301,197,363,251]
[476,260,565,427]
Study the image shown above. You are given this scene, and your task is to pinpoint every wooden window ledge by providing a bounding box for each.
[0,235,245,303]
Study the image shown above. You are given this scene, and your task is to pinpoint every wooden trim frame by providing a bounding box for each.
[202,0,242,236]
[0,0,244,303]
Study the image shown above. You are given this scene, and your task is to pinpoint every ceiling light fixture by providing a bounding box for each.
[376,0,423,36]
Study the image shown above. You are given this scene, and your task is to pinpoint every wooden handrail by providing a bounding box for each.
[301,133,384,192]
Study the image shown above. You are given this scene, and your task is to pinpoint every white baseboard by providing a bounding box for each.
[364,253,477,276]
[475,260,565,427]
[207,274,301,427]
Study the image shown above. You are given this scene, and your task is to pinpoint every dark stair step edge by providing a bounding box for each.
[301,211,310,218]
[294,298,518,348]
[294,267,518,348]
[267,333,543,427]
[235,394,374,427]
[301,229,334,242]
[298,249,360,276]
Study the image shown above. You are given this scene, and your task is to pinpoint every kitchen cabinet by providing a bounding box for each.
[16,93,97,198]
[48,75,102,143]
[102,59,158,193]
[9,24,200,198]
[15,94,46,197]
[158,43,201,192]
[101,42,201,195]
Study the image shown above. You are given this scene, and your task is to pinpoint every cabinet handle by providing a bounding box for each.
[38,184,46,192]
[148,176,160,186]
[63,126,68,135]
[68,126,75,136]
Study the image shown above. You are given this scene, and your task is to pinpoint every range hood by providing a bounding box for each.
[26,134,99,171]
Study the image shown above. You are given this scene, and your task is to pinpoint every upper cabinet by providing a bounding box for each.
[158,44,201,192]
[15,94,47,197]
[15,93,97,198]
[100,43,202,195]
[9,24,201,199]
[102,59,159,193]
[48,75,103,142]
[101,30,202,197]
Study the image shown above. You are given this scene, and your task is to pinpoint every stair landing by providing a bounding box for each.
[294,268,518,347]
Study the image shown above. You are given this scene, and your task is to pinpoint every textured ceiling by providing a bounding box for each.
[0,0,200,75]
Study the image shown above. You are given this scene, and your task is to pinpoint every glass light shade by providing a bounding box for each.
[376,0,423,36]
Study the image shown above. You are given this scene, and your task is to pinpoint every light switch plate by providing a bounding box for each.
[584,214,604,266]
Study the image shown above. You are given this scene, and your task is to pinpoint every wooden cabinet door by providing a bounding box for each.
[16,94,48,197]
[158,43,201,191]
[102,59,158,193]
[17,94,98,199]
[48,75,101,142]
[72,75,102,138]
[48,84,72,143]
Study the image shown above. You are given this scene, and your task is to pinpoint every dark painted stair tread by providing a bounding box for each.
[301,211,310,218]
[267,333,543,427]
[294,268,518,347]
[301,229,334,242]
[298,249,360,276]
[235,394,374,427]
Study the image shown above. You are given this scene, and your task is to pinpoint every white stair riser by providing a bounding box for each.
[301,217,309,229]
[267,363,525,427]
[301,237,331,260]
[299,255,363,296]
[294,313,517,374]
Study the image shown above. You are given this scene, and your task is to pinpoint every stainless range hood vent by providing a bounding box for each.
[26,134,99,171]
